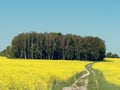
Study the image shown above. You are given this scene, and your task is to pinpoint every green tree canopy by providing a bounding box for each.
[1,32,106,61]
[106,52,119,58]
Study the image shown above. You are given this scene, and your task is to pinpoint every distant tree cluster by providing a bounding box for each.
[106,52,119,58]
[0,32,106,61]
[0,46,11,57]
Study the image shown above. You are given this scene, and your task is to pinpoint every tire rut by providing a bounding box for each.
[89,64,99,90]
[62,63,99,90]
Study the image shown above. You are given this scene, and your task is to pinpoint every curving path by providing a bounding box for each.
[62,63,99,90]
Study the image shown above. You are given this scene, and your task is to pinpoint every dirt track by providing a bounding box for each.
[62,63,99,90]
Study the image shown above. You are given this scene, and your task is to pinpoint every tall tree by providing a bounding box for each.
[8,32,106,61]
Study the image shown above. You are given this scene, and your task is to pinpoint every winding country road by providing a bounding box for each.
[62,63,99,90]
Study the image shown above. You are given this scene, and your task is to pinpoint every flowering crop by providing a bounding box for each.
[0,57,89,90]
[93,58,120,86]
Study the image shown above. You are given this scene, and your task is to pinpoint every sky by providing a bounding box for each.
[0,0,120,55]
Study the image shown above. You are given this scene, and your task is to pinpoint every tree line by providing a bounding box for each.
[106,52,119,58]
[0,32,106,61]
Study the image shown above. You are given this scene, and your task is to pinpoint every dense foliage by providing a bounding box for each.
[106,52,119,58]
[1,32,106,61]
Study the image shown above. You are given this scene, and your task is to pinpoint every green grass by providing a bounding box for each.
[88,68,120,90]
[52,71,85,90]
[52,62,120,90]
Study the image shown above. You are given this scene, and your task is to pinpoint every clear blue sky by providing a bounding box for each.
[0,0,120,55]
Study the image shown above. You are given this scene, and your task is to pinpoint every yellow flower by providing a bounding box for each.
[0,57,90,90]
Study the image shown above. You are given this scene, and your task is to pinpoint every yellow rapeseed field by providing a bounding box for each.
[0,57,90,90]
[93,58,120,86]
